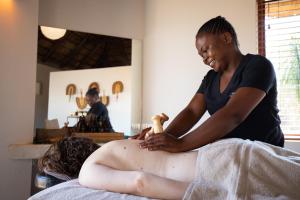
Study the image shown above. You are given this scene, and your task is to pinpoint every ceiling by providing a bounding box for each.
[37,27,132,70]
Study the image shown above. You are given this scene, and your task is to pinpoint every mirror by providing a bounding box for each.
[34,26,142,136]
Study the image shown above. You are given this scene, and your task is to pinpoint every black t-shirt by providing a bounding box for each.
[87,101,114,132]
[197,54,284,147]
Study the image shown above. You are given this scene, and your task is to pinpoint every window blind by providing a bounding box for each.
[257,0,300,138]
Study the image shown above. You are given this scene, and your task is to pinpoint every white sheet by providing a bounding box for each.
[183,139,300,200]
[28,179,154,200]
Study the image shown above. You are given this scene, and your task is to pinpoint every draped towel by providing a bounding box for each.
[183,138,300,200]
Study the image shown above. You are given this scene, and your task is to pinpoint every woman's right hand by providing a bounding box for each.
[139,132,183,153]
[129,127,152,140]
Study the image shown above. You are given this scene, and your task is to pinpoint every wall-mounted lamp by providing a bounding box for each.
[40,26,66,40]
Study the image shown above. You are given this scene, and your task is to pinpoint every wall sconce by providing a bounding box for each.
[40,26,66,40]
[0,0,14,14]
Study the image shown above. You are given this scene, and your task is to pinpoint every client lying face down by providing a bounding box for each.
[38,130,199,199]
[39,135,197,198]
[79,138,197,200]
[37,109,300,199]
[39,136,300,200]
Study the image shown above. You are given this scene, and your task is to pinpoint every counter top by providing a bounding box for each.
[8,144,51,159]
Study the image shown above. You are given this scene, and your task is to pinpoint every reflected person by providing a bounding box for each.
[85,88,114,132]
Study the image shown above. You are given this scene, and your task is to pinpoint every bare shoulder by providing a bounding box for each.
[100,139,141,152]
[84,139,142,164]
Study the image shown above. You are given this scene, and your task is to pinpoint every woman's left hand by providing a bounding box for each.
[139,133,183,153]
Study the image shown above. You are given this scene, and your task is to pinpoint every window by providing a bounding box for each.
[257,0,300,139]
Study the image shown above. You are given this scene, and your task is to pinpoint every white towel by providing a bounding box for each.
[183,138,300,200]
[44,168,72,181]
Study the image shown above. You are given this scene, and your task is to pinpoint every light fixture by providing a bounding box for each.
[40,26,66,40]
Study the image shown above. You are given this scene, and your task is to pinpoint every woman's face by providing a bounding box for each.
[195,33,231,72]
[85,95,98,107]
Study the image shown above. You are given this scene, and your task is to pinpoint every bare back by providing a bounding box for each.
[84,139,198,182]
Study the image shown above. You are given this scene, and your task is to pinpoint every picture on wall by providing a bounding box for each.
[112,81,124,100]
[66,83,77,101]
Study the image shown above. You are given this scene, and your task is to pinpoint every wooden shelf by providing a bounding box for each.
[73,132,124,143]
[35,128,124,143]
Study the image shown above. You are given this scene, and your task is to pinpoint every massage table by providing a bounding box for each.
[28,179,154,200]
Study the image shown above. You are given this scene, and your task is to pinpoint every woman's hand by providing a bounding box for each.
[139,133,183,153]
[129,127,152,140]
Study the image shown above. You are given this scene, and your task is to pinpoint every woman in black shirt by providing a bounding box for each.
[139,16,284,152]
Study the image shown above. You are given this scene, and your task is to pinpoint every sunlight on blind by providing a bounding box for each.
[258,0,300,134]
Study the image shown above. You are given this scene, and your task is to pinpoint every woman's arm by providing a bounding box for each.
[139,93,207,152]
[79,162,140,194]
[165,93,207,137]
[179,87,266,151]
[79,163,189,200]
[141,87,265,152]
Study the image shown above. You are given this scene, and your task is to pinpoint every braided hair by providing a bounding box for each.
[196,16,239,46]
[38,137,100,178]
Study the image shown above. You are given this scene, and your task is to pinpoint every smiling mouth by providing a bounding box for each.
[209,60,215,67]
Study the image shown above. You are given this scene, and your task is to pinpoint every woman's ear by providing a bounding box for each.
[223,32,232,44]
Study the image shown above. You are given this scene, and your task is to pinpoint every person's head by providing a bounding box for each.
[38,137,100,179]
[85,88,100,107]
[195,16,240,72]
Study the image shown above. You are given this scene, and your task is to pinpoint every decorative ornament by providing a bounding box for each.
[100,90,109,106]
[66,84,76,102]
[76,89,87,110]
[88,82,100,93]
[112,81,124,100]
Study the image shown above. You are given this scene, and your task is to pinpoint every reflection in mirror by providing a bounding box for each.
[34,26,142,136]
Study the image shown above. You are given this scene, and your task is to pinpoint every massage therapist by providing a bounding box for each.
[139,16,284,152]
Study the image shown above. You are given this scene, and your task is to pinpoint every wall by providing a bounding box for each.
[39,0,144,40]
[35,63,58,128]
[0,1,38,199]
[131,39,143,130]
[142,0,257,126]
[48,67,132,135]
[285,141,300,152]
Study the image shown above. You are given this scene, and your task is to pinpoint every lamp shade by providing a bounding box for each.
[40,26,66,40]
